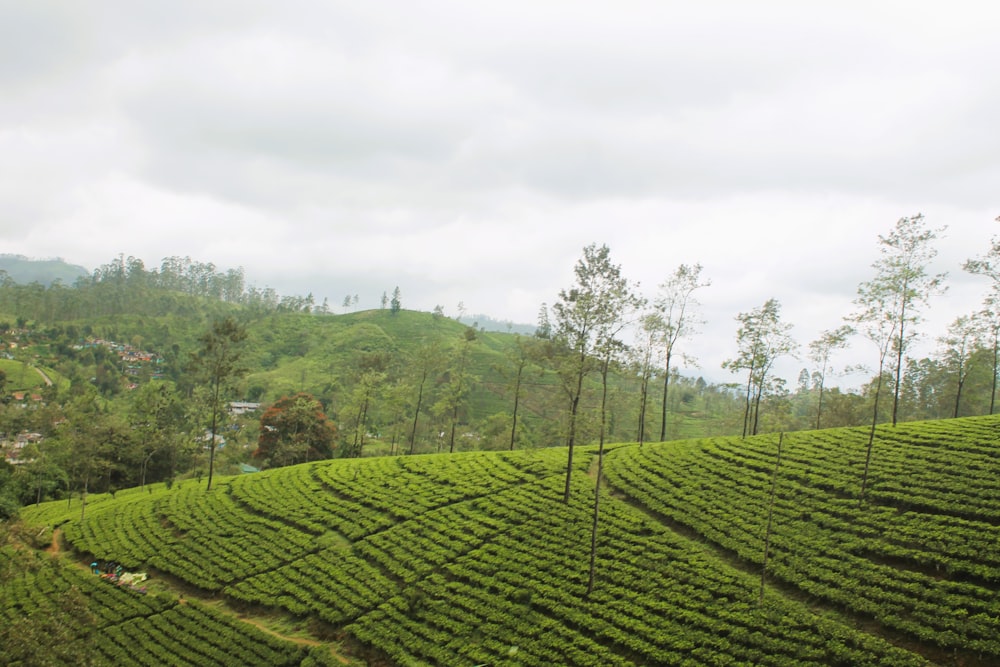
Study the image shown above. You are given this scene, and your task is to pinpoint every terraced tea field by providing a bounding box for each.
[6,415,1000,665]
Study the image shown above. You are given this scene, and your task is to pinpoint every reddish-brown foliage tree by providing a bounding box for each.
[254,392,336,469]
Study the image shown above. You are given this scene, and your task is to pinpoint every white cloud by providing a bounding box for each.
[1,0,998,387]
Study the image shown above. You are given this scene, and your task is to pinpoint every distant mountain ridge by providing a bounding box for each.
[0,254,90,286]
[460,312,535,335]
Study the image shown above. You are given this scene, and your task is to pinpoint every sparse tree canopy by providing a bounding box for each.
[189,316,247,490]
[937,314,979,418]
[723,298,797,437]
[549,243,632,502]
[855,214,947,426]
[390,286,402,314]
[964,224,1000,414]
[653,263,710,441]
[808,325,854,429]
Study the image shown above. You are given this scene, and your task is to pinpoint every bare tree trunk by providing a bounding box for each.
[449,404,458,453]
[599,356,610,448]
[742,370,754,439]
[637,372,649,446]
[953,352,967,419]
[659,350,672,441]
[991,332,999,415]
[207,377,219,491]
[358,396,369,457]
[859,368,885,506]
[509,368,522,451]
[815,379,825,430]
[760,432,783,605]
[408,372,426,455]
[563,392,580,503]
[586,438,606,596]
[80,473,89,522]
[752,384,764,436]
[563,351,587,504]
[892,281,909,426]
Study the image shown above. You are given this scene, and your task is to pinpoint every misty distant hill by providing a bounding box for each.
[460,313,535,335]
[0,254,90,286]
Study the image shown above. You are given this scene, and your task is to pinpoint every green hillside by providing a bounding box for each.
[0,254,90,286]
[6,415,1000,665]
[0,358,59,393]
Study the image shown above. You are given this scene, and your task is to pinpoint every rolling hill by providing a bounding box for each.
[0,254,89,286]
[6,415,1000,665]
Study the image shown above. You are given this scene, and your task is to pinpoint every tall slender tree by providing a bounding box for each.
[189,317,247,491]
[654,264,709,441]
[594,283,642,449]
[434,327,478,454]
[632,311,663,445]
[345,369,385,457]
[496,334,534,451]
[847,270,899,504]
[974,305,1000,415]
[723,298,797,437]
[586,264,640,596]
[937,314,979,418]
[807,325,853,429]
[963,219,1000,413]
[406,340,444,455]
[129,380,184,489]
[390,287,402,315]
[549,243,630,503]
[865,214,948,426]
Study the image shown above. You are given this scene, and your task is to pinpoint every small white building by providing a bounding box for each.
[229,401,262,416]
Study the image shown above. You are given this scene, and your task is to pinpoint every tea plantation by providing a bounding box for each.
[6,415,1000,665]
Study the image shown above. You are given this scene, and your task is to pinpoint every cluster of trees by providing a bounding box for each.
[0,255,318,321]
[539,216,1000,458]
[2,215,999,521]
[527,216,994,512]
[533,215,997,591]
[0,316,254,516]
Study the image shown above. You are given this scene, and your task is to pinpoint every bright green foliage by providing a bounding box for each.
[548,243,634,502]
[20,418,1000,664]
[651,262,711,442]
[189,316,248,490]
[723,298,797,437]
[851,214,947,427]
[0,545,306,666]
[605,415,1000,659]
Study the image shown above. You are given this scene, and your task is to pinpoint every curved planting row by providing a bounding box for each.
[95,602,309,667]
[224,449,575,626]
[60,479,318,591]
[603,415,1000,660]
[0,548,313,666]
[346,474,926,666]
[15,429,962,665]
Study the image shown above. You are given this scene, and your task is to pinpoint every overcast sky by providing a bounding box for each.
[2,1,998,385]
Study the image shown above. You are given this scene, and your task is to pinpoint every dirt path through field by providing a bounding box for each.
[238,616,350,656]
[33,365,53,386]
[238,617,322,646]
[45,527,61,555]
[42,532,355,665]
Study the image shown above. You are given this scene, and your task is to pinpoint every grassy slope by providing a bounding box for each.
[0,358,64,392]
[226,309,738,445]
[15,302,732,445]
[11,415,1000,665]
[0,255,89,286]
[244,309,568,440]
